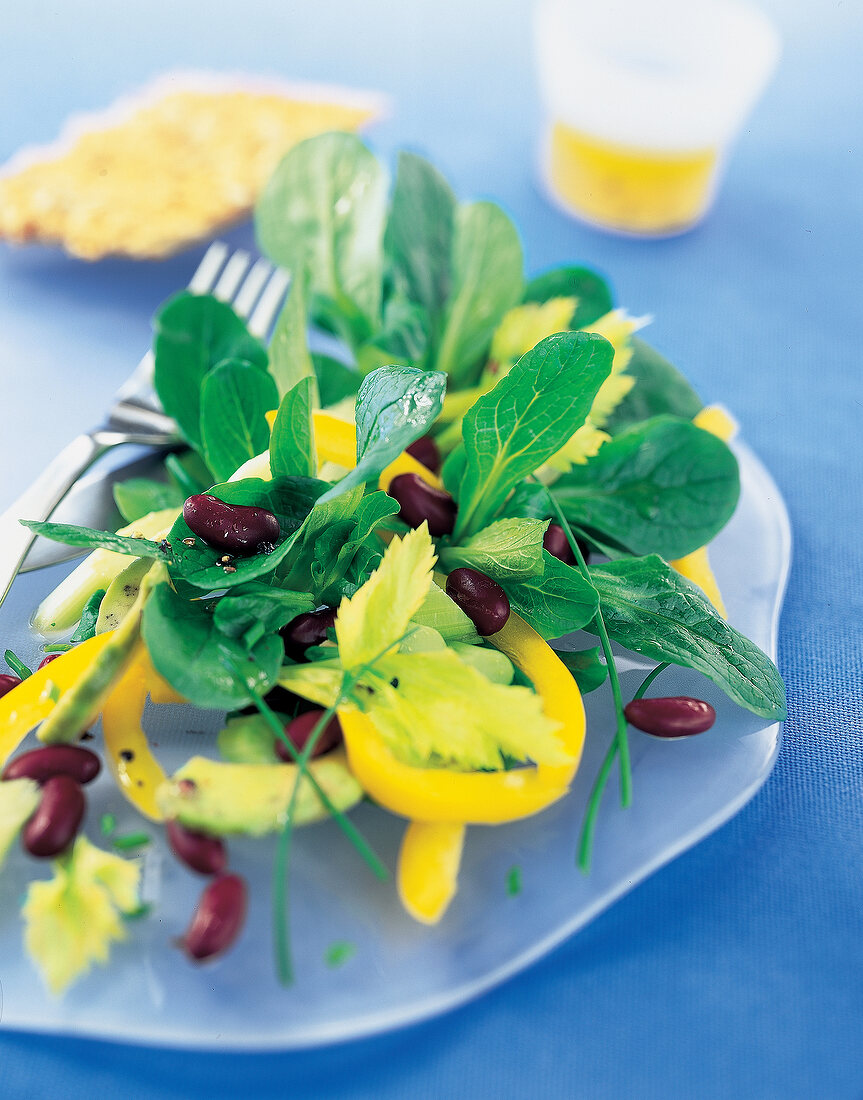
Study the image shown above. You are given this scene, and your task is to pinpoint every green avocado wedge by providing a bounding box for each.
[156,752,364,836]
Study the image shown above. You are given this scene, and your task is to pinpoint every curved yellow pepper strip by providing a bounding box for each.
[100,643,177,821]
[397,821,466,924]
[339,612,585,825]
[0,634,115,767]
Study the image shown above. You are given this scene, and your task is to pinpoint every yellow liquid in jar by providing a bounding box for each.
[548,122,719,236]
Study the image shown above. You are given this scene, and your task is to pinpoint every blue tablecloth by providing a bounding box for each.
[1,1,861,1096]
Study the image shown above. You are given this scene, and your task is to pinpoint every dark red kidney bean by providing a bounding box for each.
[166,820,227,876]
[37,653,62,670]
[0,673,22,699]
[182,494,281,556]
[624,696,717,739]
[445,567,510,636]
[542,525,592,566]
[276,710,342,762]
[280,606,337,661]
[181,873,248,962]
[388,474,457,537]
[543,524,576,566]
[22,775,85,858]
[3,744,101,785]
[405,435,441,473]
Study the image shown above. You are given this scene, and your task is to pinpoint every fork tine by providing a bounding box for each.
[213,250,251,301]
[233,258,274,320]
[248,267,290,338]
[188,241,230,295]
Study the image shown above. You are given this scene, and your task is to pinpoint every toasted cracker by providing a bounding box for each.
[0,74,384,260]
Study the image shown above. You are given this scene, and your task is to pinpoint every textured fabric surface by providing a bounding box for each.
[0,1,861,1096]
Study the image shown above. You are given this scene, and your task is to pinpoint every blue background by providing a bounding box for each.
[1,1,861,1096]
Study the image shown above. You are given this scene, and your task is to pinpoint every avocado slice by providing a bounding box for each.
[156,751,364,835]
[96,557,153,634]
[218,714,281,764]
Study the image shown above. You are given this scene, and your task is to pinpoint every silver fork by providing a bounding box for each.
[0,242,289,611]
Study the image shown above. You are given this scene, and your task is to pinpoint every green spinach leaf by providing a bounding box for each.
[318,365,446,503]
[154,292,267,451]
[200,359,278,482]
[312,353,360,407]
[255,132,388,338]
[552,416,740,560]
[499,552,599,640]
[553,646,608,694]
[310,491,399,604]
[142,583,282,710]
[268,274,318,404]
[454,331,614,538]
[113,479,185,524]
[270,377,316,479]
[589,556,786,719]
[440,517,547,581]
[20,520,165,559]
[434,201,523,384]
[604,337,703,434]
[524,265,613,328]
[69,589,106,644]
[213,588,315,647]
[384,151,456,347]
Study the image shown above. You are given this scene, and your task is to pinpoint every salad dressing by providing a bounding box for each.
[548,122,718,236]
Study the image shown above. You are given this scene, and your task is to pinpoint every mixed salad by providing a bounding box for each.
[0,133,786,995]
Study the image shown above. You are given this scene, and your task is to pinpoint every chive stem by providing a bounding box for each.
[4,649,32,680]
[538,485,633,872]
[246,682,388,881]
[632,662,671,701]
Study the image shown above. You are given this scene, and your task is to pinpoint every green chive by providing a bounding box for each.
[325,941,356,968]
[4,649,32,680]
[112,832,151,851]
[506,866,522,897]
[100,813,117,837]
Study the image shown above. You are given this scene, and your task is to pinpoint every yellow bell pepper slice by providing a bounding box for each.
[0,634,115,767]
[397,821,466,924]
[693,404,738,443]
[101,643,175,821]
[339,612,585,824]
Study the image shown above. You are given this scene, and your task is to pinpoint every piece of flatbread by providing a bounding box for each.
[0,74,383,260]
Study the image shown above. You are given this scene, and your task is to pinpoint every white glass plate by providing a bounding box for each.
[0,439,790,1049]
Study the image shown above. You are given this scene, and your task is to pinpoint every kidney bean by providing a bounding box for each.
[388,474,457,537]
[542,525,592,566]
[543,524,576,566]
[624,696,717,738]
[405,435,441,473]
[3,744,101,785]
[280,606,337,661]
[445,568,510,636]
[0,673,21,699]
[166,820,227,876]
[275,710,342,761]
[183,494,281,556]
[37,653,62,670]
[181,874,248,961]
[22,775,85,858]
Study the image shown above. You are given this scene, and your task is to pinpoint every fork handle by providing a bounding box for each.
[0,433,110,612]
